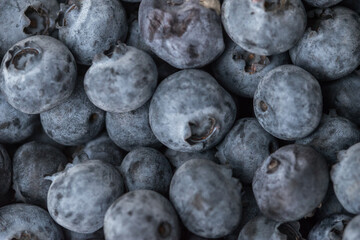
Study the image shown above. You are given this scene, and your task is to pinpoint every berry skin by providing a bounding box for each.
[252,144,329,222]
[84,43,158,113]
[308,214,351,240]
[0,35,77,114]
[170,159,242,238]
[104,190,181,240]
[164,148,218,169]
[149,69,236,152]
[57,0,127,65]
[253,65,322,140]
[47,160,124,233]
[343,215,360,240]
[222,0,307,55]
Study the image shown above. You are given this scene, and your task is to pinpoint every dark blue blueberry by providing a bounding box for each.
[47,160,124,233]
[253,65,322,140]
[170,159,242,238]
[164,147,218,169]
[216,118,279,184]
[308,214,351,240]
[222,0,306,55]
[212,38,290,98]
[149,69,236,152]
[12,141,67,209]
[253,144,329,222]
[0,35,77,114]
[104,190,181,240]
[119,147,173,195]
[40,80,105,146]
[0,203,64,240]
[56,0,128,65]
[139,0,224,68]
[290,7,360,81]
[106,100,161,152]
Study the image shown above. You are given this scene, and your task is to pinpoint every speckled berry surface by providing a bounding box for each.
[308,214,351,240]
[343,215,360,240]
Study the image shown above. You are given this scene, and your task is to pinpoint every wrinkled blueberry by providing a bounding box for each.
[0,0,59,58]
[296,114,360,164]
[343,215,360,240]
[216,118,279,184]
[0,203,64,240]
[150,69,236,152]
[253,144,329,222]
[47,160,124,233]
[323,70,360,125]
[253,65,322,140]
[308,214,351,240]
[331,143,360,214]
[106,100,161,151]
[238,215,302,240]
[104,190,181,240]
[12,141,67,209]
[170,159,242,238]
[119,147,173,195]
[212,38,290,98]
[0,145,11,197]
[56,0,128,65]
[290,7,360,81]
[0,35,77,114]
[84,43,157,113]
[222,0,306,55]
[164,147,218,169]
[139,0,224,68]
[40,80,105,146]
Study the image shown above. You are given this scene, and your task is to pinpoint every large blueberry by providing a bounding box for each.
[331,143,360,214]
[212,38,290,98]
[57,0,127,65]
[170,159,242,238]
[104,190,181,240]
[253,144,329,222]
[222,0,306,55]
[139,0,224,68]
[47,160,124,233]
[13,141,67,209]
[0,35,77,114]
[253,65,322,140]
[84,43,157,113]
[149,69,236,152]
[290,7,360,81]
[216,118,279,184]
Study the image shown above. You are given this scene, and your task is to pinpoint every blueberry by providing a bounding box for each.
[0,145,11,197]
[170,159,242,238]
[138,0,224,68]
[216,118,279,184]
[40,79,105,146]
[0,35,77,114]
[72,132,126,166]
[253,65,322,140]
[12,141,67,209]
[212,38,290,98]
[47,160,124,233]
[164,147,218,169]
[323,70,360,125]
[296,114,360,165]
[290,7,360,81]
[308,214,351,240]
[0,203,64,240]
[222,0,306,56]
[0,0,59,58]
[84,43,157,113]
[119,147,173,195]
[149,69,236,152]
[57,0,128,65]
[238,215,303,240]
[126,15,154,56]
[331,143,360,214]
[253,144,329,222]
[106,100,161,151]
[303,0,343,7]
[343,215,360,240]
[104,190,181,240]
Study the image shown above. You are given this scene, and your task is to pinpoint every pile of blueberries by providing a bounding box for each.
[1,0,360,239]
